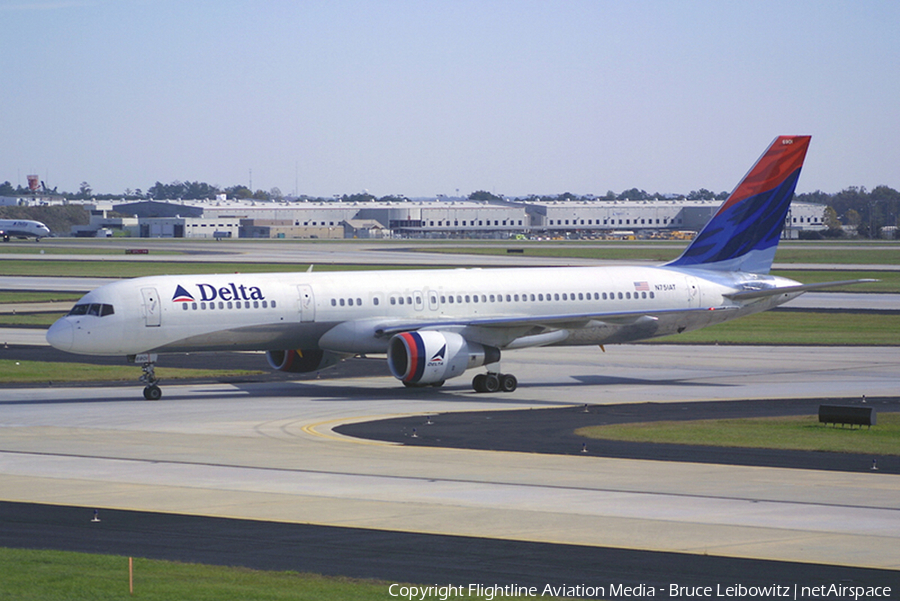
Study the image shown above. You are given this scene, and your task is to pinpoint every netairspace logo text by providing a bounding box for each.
[387,582,893,600]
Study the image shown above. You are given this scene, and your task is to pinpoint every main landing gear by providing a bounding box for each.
[139,358,162,400]
[472,371,517,393]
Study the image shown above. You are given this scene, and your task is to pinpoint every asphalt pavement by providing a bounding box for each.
[338,398,900,474]
[1,501,894,596]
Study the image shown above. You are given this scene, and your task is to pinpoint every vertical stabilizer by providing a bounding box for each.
[667,135,811,273]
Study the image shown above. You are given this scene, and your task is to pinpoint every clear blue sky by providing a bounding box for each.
[2,1,898,198]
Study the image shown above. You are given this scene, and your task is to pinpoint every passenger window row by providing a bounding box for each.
[331,298,364,307]
[182,300,275,310]
[324,289,657,310]
[436,290,655,304]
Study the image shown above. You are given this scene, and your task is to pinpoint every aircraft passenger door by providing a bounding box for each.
[297,285,315,322]
[141,287,161,327]
[685,276,699,308]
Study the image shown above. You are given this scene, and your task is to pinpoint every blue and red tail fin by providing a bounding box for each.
[666,135,811,274]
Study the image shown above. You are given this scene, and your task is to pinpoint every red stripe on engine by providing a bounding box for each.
[400,332,419,381]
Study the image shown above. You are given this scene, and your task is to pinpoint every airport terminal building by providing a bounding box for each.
[43,196,826,240]
[106,197,825,240]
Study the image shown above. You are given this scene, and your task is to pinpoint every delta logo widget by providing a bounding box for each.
[172,282,266,303]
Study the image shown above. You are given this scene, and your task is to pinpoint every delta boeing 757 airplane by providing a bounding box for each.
[47,136,870,400]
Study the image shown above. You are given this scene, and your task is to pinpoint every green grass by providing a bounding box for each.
[0,292,82,303]
[576,413,900,455]
[651,310,900,345]
[420,245,682,262]
[0,260,308,278]
[0,547,560,601]
[0,260,432,278]
[0,312,66,327]
[0,548,395,601]
[774,244,900,265]
[0,360,262,383]
[415,242,900,266]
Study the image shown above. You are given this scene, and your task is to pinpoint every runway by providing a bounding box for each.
[0,239,607,268]
[1,345,898,583]
[4,237,900,271]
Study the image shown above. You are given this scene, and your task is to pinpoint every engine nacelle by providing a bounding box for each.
[387,331,499,385]
[266,349,343,373]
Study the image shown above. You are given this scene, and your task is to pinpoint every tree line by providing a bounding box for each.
[796,186,899,238]
[0,180,273,202]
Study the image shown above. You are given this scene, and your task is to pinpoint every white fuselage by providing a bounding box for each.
[46,264,802,357]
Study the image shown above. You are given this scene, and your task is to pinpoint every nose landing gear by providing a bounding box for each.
[131,353,162,401]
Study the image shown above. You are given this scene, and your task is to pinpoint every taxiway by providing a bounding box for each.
[1,345,898,574]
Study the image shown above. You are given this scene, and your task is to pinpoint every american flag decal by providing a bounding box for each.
[634,281,649,292]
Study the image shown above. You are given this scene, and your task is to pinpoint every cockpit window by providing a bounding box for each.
[68,303,115,317]
[68,304,89,316]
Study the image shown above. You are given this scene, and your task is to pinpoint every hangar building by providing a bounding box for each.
[92,197,826,239]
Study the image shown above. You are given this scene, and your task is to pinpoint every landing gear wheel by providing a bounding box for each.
[483,374,500,393]
[472,373,487,392]
[500,373,518,392]
[139,360,161,400]
[143,385,162,401]
[473,372,518,393]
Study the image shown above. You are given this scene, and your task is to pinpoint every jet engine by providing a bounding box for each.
[387,331,499,386]
[266,349,343,373]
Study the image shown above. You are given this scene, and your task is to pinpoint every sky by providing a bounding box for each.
[2,1,898,198]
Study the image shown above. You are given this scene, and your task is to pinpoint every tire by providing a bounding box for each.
[483,374,500,393]
[143,385,162,401]
[472,373,487,392]
[500,373,518,392]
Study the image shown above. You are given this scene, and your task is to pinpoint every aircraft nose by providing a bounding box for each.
[46,319,73,351]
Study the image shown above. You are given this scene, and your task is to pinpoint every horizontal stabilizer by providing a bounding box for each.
[724,279,877,301]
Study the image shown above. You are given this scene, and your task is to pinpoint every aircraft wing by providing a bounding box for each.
[373,305,738,339]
